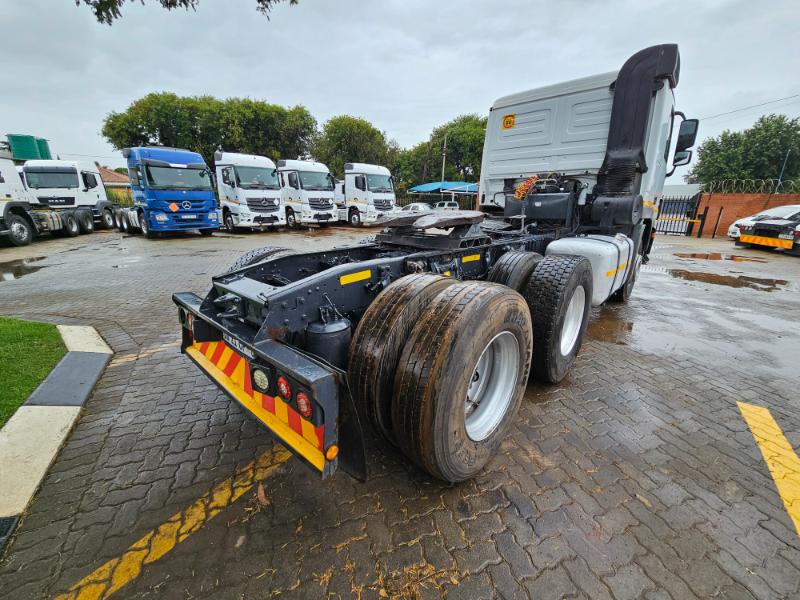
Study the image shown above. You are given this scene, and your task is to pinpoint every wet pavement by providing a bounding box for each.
[1,229,800,599]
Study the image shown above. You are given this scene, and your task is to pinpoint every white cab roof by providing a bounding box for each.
[344,163,391,176]
[216,152,275,169]
[23,159,98,172]
[277,159,329,173]
[491,71,617,110]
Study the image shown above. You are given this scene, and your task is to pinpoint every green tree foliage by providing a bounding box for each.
[393,115,487,192]
[101,93,316,167]
[687,115,800,184]
[312,116,390,179]
[76,0,296,25]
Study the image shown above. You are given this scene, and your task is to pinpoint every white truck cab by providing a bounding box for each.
[22,160,109,213]
[334,163,397,226]
[277,159,337,227]
[214,151,285,230]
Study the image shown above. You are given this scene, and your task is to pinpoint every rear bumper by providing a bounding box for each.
[172,292,363,479]
[739,233,794,249]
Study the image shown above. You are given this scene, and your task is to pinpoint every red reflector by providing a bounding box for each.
[296,391,312,418]
[276,376,291,399]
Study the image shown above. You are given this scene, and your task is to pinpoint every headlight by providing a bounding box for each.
[209,212,218,220]
[154,213,168,222]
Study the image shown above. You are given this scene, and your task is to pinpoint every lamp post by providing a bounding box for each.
[440,132,448,183]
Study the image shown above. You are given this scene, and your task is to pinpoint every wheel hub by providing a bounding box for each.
[465,331,519,441]
[10,221,27,241]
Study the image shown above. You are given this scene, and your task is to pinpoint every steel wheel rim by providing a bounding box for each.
[10,220,28,242]
[225,213,234,230]
[465,331,519,441]
[103,211,114,227]
[140,214,148,234]
[560,285,585,356]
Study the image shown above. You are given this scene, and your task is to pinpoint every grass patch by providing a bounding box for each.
[0,317,66,428]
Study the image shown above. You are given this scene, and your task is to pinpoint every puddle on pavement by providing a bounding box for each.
[674,252,767,263]
[586,311,634,345]
[0,257,47,281]
[669,269,787,291]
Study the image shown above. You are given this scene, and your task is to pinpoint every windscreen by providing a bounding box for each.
[760,206,800,220]
[367,174,393,192]
[235,166,279,189]
[24,170,78,189]
[145,166,212,190]
[299,170,333,191]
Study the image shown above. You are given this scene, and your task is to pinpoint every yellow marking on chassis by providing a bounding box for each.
[339,269,372,285]
[738,402,800,536]
[605,261,629,277]
[461,254,481,263]
[53,446,291,600]
[739,234,793,249]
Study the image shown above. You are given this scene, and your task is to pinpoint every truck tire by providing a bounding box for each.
[100,208,115,229]
[609,255,641,303]
[349,208,361,227]
[5,214,34,247]
[348,274,455,444]
[77,210,94,234]
[223,209,236,231]
[62,212,80,237]
[226,246,295,272]
[522,255,592,384]
[392,281,532,482]
[286,208,296,228]
[487,251,543,292]
[119,212,129,233]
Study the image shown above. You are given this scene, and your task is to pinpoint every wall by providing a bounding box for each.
[695,193,800,238]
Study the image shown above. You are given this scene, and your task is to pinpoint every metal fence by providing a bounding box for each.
[654,194,703,236]
[701,179,800,194]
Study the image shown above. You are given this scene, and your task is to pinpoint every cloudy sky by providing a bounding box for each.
[2,0,799,178]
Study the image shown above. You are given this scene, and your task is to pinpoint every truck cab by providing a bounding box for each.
[123,146,219,237]
[277,159,336,227]
[334,163,397,226]
[21,160,115,227]
[215,152,285,230]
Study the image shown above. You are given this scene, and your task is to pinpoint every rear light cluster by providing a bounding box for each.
[252,367,315,420]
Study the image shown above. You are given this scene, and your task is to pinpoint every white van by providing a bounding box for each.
[333,163,397,226]
[215,151,285,230]
[277,159,337,227]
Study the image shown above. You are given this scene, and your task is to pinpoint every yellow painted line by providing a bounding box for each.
[739,234,793,249]
[643,200,656,207]
[657,217,701,222]
[339,269,372,285]
[738,402,800,536]
[605,261,628,277]
[461,254,481,263]
[53,446,291,600]
[442,270,452,277]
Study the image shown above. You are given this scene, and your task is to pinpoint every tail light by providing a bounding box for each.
[295,391,312,418]
[276,376,292,399]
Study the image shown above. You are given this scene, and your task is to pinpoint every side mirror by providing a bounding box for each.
[675,118,699,152]
[673,150,692,167]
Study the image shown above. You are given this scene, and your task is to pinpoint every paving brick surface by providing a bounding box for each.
[1,231,799,599]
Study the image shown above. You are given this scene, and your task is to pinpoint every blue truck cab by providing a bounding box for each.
[122,146,219,237]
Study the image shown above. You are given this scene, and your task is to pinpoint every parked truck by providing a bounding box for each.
[334,163,397,226]
[277,159,337,227]
[115,146,219,238]
[0,150,113,246]
[215,151,285,231]
[173,44,698,483]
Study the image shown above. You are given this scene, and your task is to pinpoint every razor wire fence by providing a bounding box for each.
[700,179,800,194]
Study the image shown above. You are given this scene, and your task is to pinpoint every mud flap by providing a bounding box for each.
[337,381,368,482]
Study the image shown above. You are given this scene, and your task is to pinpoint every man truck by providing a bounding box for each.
[115,146,219,238]
[215,151,285,231]
[173,44,698,484]
[0,150,112,246]
[334,163,397,226]
[277,159,337,227]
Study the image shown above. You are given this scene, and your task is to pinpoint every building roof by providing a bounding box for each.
[96,164,130,186]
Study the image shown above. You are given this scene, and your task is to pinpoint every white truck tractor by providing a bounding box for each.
[334,162,397,226]
[277,159,337,227]
[215,151,285,231]
[478,46,698,263]
[0,151,113,246]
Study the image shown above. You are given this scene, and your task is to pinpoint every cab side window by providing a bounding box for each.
[129,167,141,187]
[222,167,235,187]
[355,175,366,191]
[288,172,299,189]
[82,172,98,189]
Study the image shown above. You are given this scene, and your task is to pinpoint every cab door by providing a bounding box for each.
[218,167,237,207]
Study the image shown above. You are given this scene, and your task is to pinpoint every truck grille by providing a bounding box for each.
[246,198,280,213]
[37,196,75,207]
[308,197,334,211]
[374,199,393,211]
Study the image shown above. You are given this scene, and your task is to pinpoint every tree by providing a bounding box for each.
[312,116,390,179]
[101,93,317,167]
[393,114,487,191]
[76,0,297,24]
[686,114,800,184]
